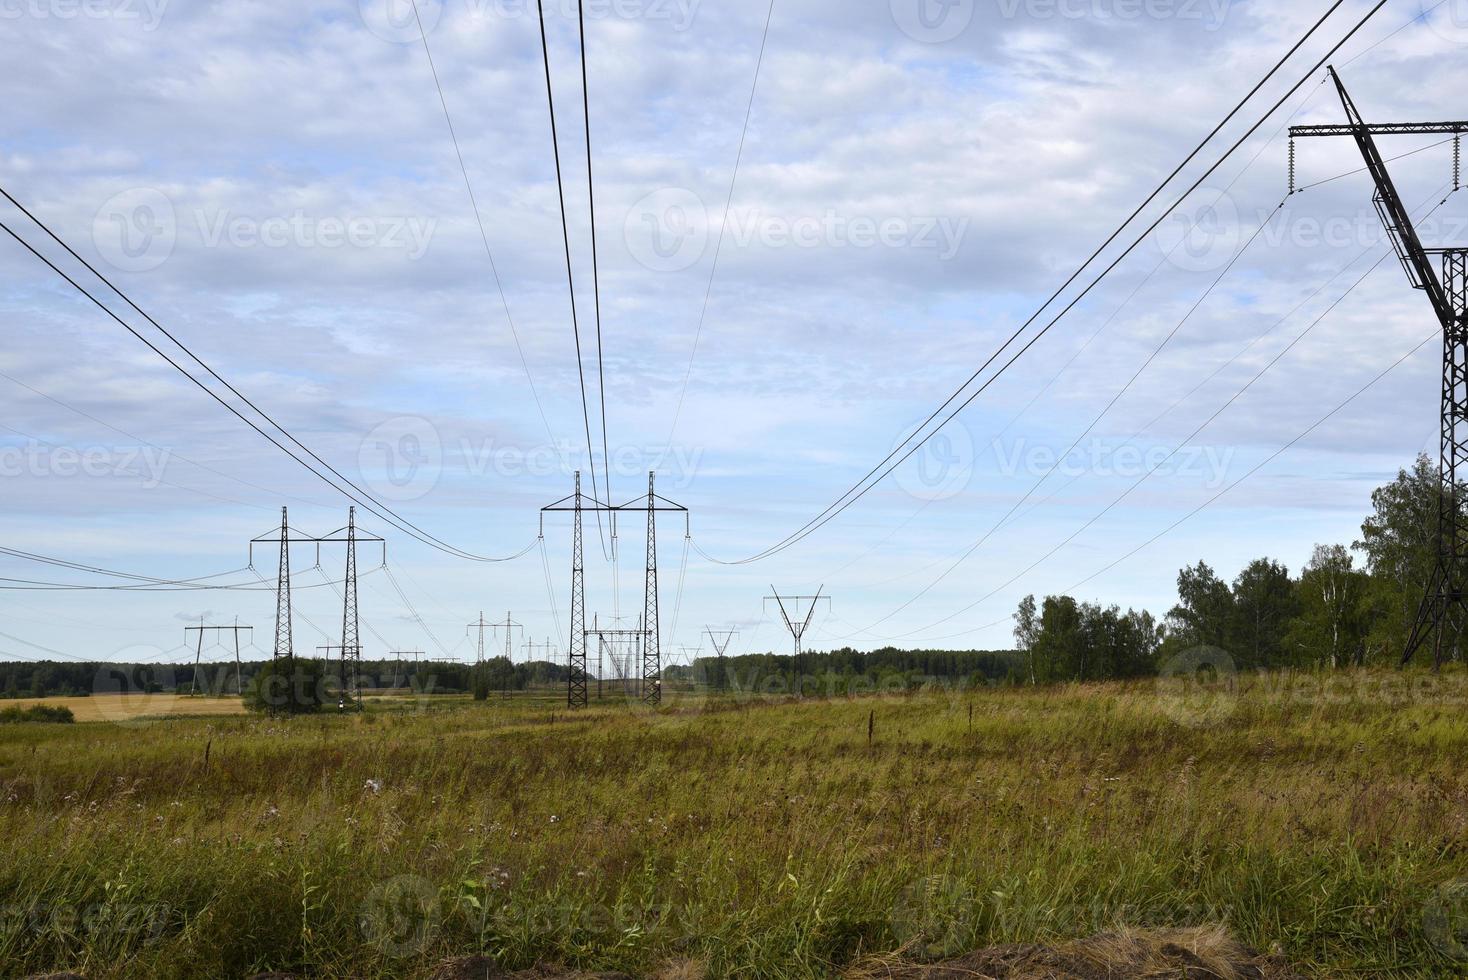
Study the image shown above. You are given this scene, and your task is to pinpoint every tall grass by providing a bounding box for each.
[0,669,1464,977]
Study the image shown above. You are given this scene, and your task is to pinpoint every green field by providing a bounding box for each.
[1,670,1466,978]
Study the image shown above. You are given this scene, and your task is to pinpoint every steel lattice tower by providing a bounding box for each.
[569,471,588,707]
[340,505,361,708]
[273,506,293,663]
[642,471,661,704]
[1291,68,1468,666]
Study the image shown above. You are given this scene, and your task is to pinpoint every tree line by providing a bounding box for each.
[1012,454,1462,680]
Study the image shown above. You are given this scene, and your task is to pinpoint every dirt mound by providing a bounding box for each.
[428,959,632,980]
[849,926,1307,980]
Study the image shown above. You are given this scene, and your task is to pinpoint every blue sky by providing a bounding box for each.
[1,0,1465,667]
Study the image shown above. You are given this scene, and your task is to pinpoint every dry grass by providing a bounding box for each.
[0,668,1465,978]
[4,693,247,722]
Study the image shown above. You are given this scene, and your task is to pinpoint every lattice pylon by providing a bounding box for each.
[642,471,661,705]
[273,507,293,664]
[568,472,588,707]
[340,505,361,709]
[1406,250,1468,667]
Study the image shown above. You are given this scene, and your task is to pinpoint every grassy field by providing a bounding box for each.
[1,669,1466,978]
[4,693,250,722]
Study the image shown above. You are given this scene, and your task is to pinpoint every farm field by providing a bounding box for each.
[4,693,249,722]
[1,669,1466,979]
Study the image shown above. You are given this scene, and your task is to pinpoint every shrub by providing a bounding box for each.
[0,704,75,724]
[243,658,337,715]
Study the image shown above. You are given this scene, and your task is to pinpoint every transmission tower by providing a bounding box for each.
[1291,68,1468,666]
[272,507,293,663]
[705,628,738,692]
[468,612,492,665]
[185,619,252,696]
[765,587,830,698]
[542,470,687,709]
[642,472,661,704]
[340,505,361,708]
[492,612,523,697]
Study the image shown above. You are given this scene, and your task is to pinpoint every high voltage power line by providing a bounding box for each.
[665,0,777,450]
[691,0,1385,567]
[851,184,1457,645]
[406,0,557,449]
[535,0,610,560]
[0,191,532,564]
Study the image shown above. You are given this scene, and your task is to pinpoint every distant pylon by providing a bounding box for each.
[340,506,361,709]
[705,628,738,692]
[273,506,293,663]
[766,587,830,698]
[569,471,588,707]
[642,471,661,705]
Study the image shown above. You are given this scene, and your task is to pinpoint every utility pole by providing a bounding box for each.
[705,628,738,692]
[571,472,587,707]
[1291,68,1468,666]
[184,621,253,696]
[468,612,491,666]
[765,588,831,698]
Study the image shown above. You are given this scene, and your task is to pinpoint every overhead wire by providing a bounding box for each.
[534,0,610,559]
[0,206,527,564]
[696,0,1384,566]
[407,0,557,447]
[664,0,777,450]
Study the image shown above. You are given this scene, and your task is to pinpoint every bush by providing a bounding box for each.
[0,704,75,724]
[244,658,338,715]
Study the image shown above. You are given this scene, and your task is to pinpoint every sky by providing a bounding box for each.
[1,0,1466,669]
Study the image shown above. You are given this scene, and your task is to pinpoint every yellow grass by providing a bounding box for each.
[6,693,246,721]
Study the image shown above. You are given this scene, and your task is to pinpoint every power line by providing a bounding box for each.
[665,0,777,449]
[699,0,1381,566]
[535,0,609,559]
[0,202,527,564]
[407,0,557,448]
[577,0,612,514]
[863,186,1454,643]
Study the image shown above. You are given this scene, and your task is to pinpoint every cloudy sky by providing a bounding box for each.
[1,0,1465,668]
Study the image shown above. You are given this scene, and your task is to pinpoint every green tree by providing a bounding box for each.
[1355,453,1462,662]
[1167,562,1234,650]
[1286,544,1370,669]
[244,658,334,715]
[1230,558,1298,670]
[1013,594,1040,684]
